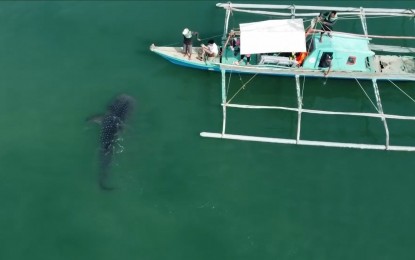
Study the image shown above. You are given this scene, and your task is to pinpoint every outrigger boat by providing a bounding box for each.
[150,2,415,151]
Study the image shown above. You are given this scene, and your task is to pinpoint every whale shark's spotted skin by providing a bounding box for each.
[91,94,135,190]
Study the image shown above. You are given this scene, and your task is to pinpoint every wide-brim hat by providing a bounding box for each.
[182,28,192,38]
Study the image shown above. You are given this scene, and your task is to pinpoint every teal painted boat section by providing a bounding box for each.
[155,50,219,71]
[303,34,375,72]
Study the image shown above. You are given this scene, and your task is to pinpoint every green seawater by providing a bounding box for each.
[0,1,415,259]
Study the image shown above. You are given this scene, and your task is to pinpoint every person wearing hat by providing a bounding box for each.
[182,28,200,60]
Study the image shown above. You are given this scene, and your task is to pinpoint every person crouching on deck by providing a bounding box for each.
[318,11,338,42]
[319,53,333,76]
[198,39,218,61]
[182,28,200,60]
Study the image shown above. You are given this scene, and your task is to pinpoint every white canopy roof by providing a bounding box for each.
[239,19,306,55]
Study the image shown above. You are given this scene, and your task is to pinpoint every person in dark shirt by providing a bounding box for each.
[318,11,337,42]
[319,53,333,76]
[228,33,251,65]
[182,28,200,60]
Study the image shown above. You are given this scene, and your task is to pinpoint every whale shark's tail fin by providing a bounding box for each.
[99,166,116,191]
[99,178,115,191]
[99,149,116,191]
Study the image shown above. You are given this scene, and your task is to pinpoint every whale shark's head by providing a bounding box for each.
[108,94,136,121]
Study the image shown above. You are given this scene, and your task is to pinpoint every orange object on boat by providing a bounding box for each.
[296,52,308,65]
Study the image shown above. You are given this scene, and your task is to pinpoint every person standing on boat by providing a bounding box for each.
[228,34,250,65]
[318,11,337,42]
[229,31,240,56]
[236,54,251,65]
[182,28,200,60]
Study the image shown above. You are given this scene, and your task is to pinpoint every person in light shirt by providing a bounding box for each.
[198,39,218,61]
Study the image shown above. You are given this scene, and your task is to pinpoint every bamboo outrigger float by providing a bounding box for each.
[151,2,415,151]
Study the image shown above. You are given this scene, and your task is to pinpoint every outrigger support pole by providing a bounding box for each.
[221,69,227,136]
[200,74,415,151]
[360,7,369,37]
[222,3,232,44]
[295,75,303,143]
[291,4,296,19]
[372,79,390,149]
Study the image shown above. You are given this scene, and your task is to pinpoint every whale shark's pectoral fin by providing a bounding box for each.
[86,114,104,125]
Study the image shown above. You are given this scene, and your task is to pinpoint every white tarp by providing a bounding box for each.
[239,19,306,55]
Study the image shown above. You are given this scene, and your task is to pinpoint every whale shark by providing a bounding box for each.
[88,94,136,190]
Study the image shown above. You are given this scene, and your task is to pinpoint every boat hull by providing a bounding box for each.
[150,44,415,81]
[151,44,220,72]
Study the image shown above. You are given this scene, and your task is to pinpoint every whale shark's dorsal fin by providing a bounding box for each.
[86,114,104,125]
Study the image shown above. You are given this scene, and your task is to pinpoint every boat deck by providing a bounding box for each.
[150,44,259,66]
[374,55,415,74]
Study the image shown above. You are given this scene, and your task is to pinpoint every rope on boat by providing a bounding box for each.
[162,33,223,48]
[360,7,369,37]
[198,33,223,42]
[226,73,258,104]
[355,78,379,113]
[300,75,306,106]
[238,73,245,86]
[301,27,315,98]
[388,80,415,104]
[226,70,233,96]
